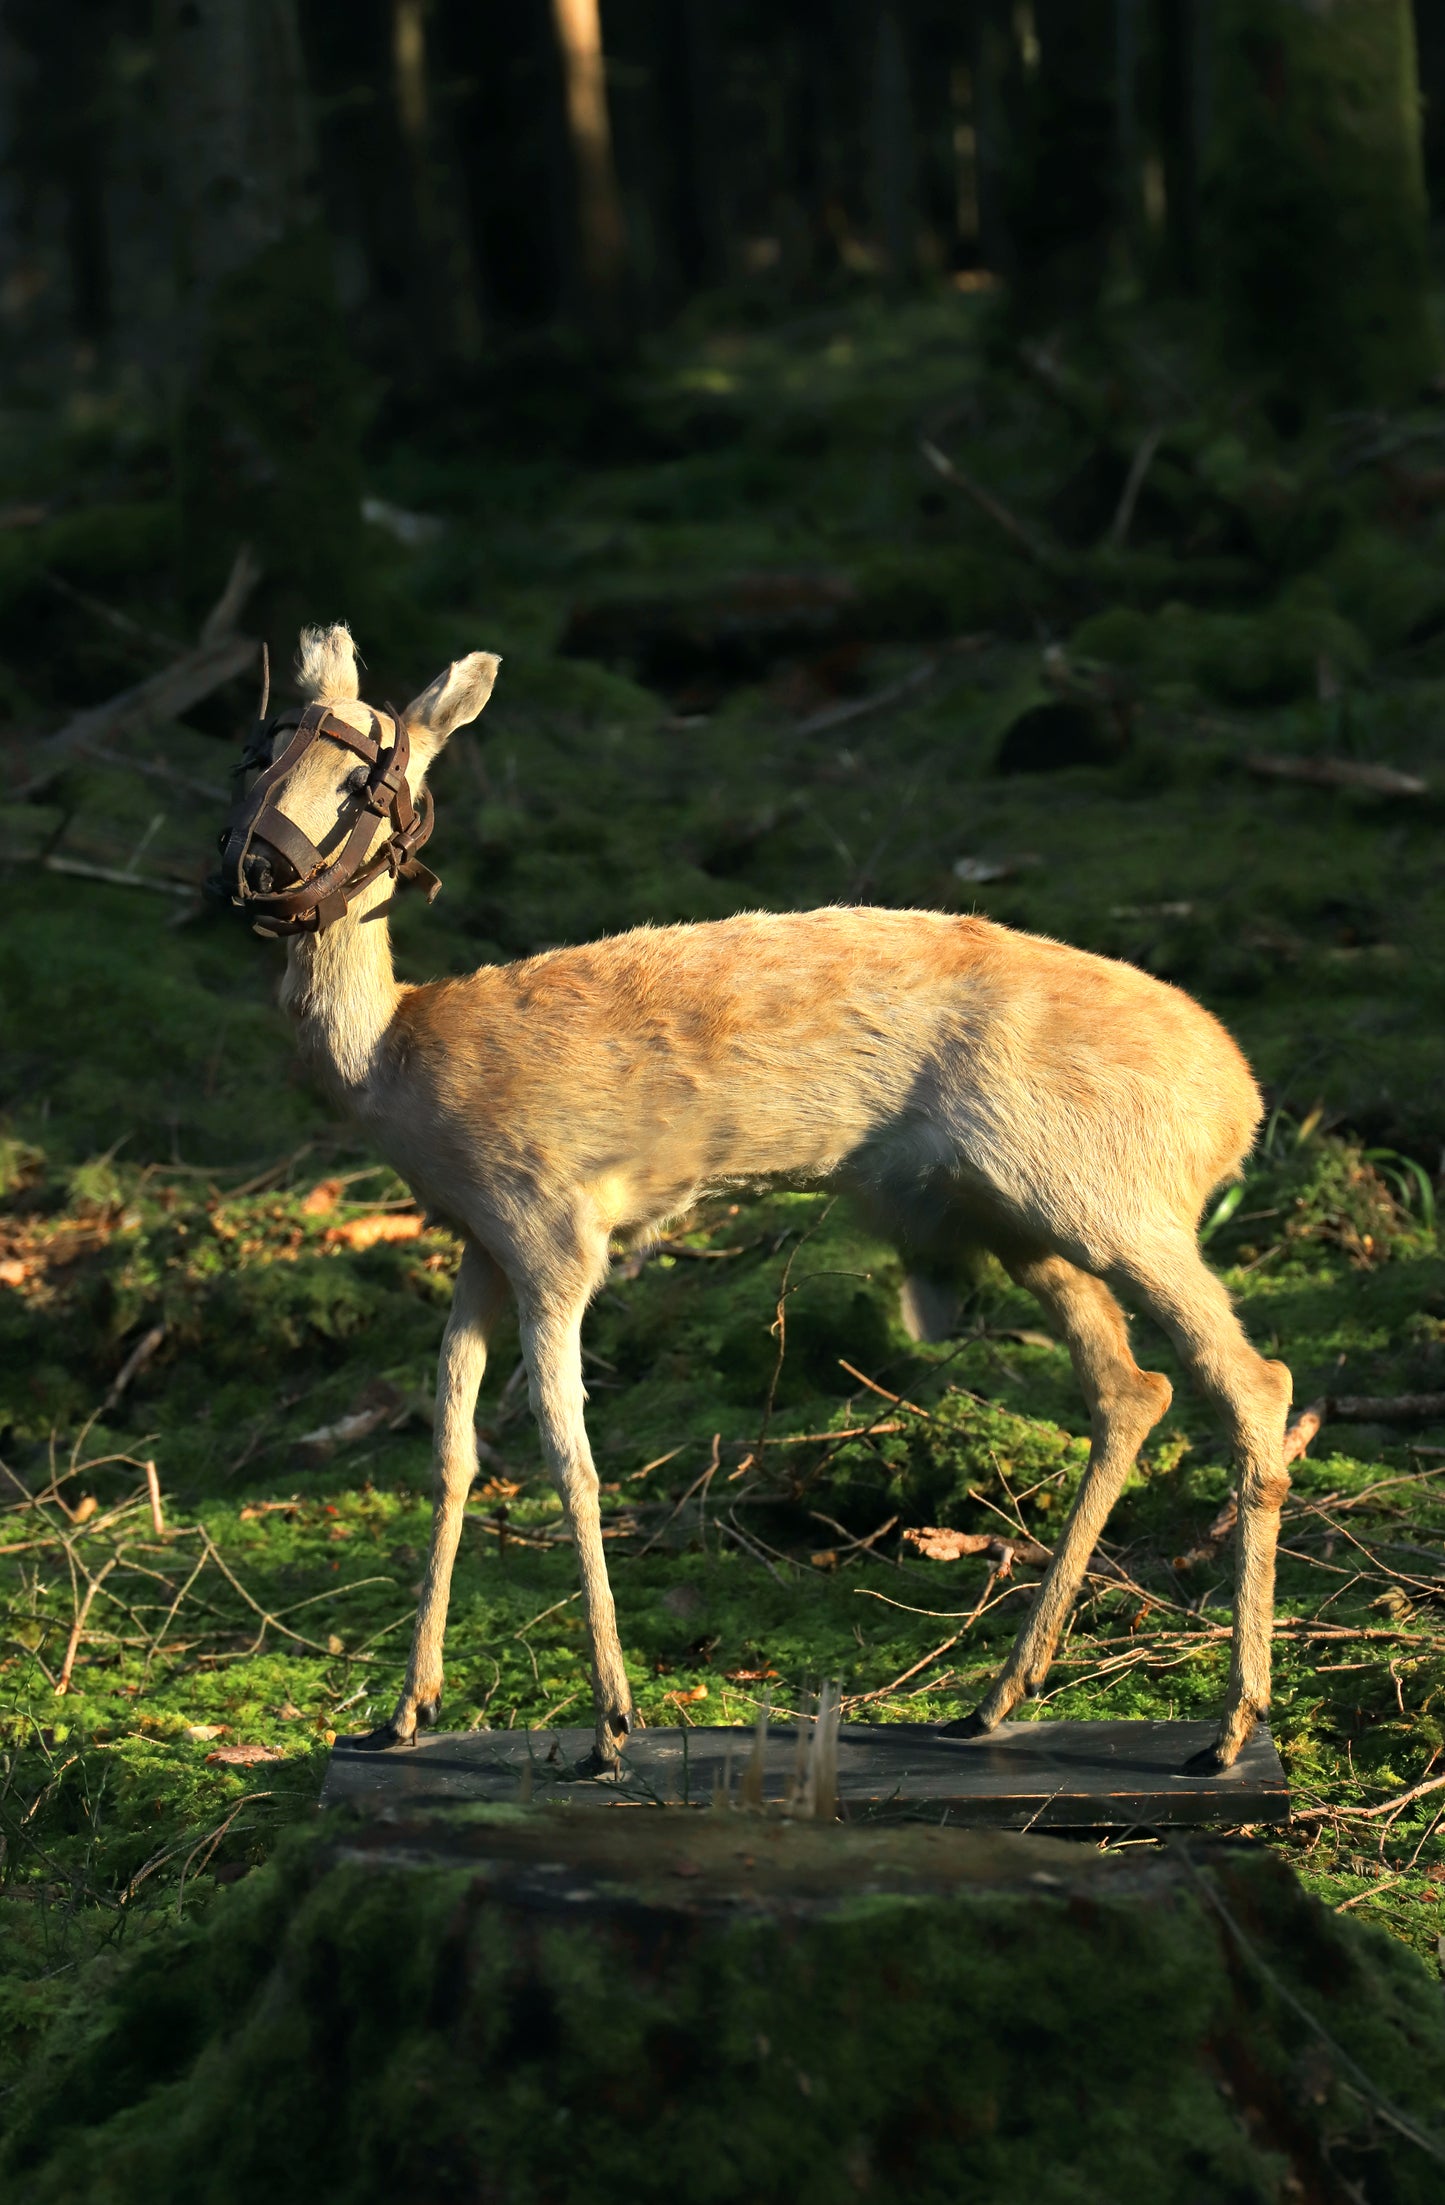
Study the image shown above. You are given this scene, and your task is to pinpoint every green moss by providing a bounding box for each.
[4,1822,1443,2205]
[1071,593,1370,702]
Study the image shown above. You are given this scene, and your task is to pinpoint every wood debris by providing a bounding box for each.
[1245,751,1428,798]
[323,1211,427,1251]
[901,1525,1053,1573]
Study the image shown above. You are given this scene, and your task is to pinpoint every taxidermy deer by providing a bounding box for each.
[214,623,1291,1775]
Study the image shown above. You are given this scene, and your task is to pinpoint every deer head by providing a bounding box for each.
[216,623,499,933]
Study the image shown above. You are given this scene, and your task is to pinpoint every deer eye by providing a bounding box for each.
[345,767,370,796]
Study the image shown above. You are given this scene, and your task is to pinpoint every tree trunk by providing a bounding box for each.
[549,0,629,346]
[7,0,115,350]
[656,0,729,296]
[1410,0,1445,216]
[1207,0,1436,408]
[1007,0,1120,328]
[391,0,483,369]
[870,4,916,287]
[157,0,371,646]
[435,2,571,332]
[971,0,1021,278]
[1156,0,1208,292]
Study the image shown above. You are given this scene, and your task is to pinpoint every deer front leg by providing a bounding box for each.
[520,1286,634,1773]
[343,1241,508,1750]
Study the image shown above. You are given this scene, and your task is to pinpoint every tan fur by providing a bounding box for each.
[256,624,1291,1770]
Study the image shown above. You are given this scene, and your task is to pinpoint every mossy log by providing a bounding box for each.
[1206,1,1437,408]
[5,1810,1444,2204]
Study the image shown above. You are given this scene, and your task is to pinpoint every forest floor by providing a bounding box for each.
[3,289,1445,2099]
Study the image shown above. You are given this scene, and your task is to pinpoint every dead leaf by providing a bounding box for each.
[724,1666,779,1682]
[324,1212,426,1251]
[275,1702,304,1720]
[809,1548,839,1570]
[69,1495,99,1525]
[185,1722,228,1743]
[205,1742,283,1765]
[301,1179,344,1216]
[326,1634,346,1656]
[0,1258,28,1288]
[667,1683,709,1703]
[477,1474,523,1502]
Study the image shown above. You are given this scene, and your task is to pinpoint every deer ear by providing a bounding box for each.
[403,651,500,773]
[296,622,361,702]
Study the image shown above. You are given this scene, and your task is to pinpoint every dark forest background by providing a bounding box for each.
[5,0,1445,646]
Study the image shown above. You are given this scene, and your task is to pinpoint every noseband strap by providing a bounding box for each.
[210,701,440,938]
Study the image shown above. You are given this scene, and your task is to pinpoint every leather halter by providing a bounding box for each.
[210,700,440,938]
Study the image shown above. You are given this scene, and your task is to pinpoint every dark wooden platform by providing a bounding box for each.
[322,1719,1290,1829]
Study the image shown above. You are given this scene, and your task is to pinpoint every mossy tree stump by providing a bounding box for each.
[5,1812,1443,2203]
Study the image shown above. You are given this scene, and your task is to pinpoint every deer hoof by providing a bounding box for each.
[573,1743,626,1780]
[940,1708,993,1739]
[1181,1741,1229,1776]
[416,1692,443,1729]
[334,1719,415,1753]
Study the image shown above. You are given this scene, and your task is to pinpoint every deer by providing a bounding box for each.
[213,622,1292,1777]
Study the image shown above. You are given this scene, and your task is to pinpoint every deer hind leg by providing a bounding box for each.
[355,1239,509,1749]
[947,1254,1172,1737]
[1113,1233,1291,1772]
[518,1244,634,1773]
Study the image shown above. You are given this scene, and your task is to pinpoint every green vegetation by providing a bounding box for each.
[6,1818,1445,2204]
[4,291,1445,2187]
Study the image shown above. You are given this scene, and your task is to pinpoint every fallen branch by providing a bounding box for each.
[74,743,229,806]
[1292,1770,1445,1826]
[102,1324,167,1415]
[919,438,1071,577]
[792,659,938,740]
[1107,424,1164,551]
[16,546,261,801]
[33,855,196,898]
[1326,1392,1445,1425]
[55,1556,118,1694]
[837,1359,931,1416]
[1245,752,1428,799]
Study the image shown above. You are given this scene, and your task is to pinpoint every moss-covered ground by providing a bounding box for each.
[4,291,1445,2188]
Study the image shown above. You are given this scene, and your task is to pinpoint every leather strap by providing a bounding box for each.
[209,697,440,936]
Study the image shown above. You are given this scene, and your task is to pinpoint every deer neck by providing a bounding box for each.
[279,873,402,1099]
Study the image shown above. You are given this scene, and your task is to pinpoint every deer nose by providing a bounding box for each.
[243,848,277,895]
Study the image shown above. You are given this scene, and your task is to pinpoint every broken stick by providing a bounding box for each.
[16,546,261,801]
[1245,752,1428,799]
